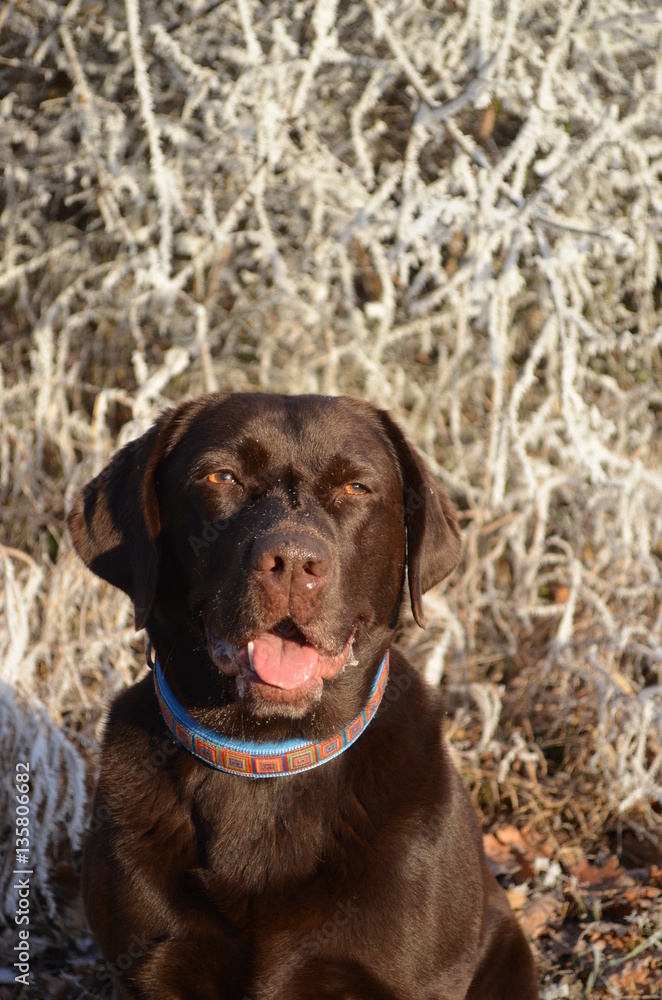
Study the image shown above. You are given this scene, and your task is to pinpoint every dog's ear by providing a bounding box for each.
[378,410,462,628]
[67,406,183,630]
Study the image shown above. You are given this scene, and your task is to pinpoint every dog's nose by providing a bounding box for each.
[250,532,330,596]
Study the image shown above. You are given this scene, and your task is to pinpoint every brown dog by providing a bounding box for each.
[68,392,538,1000]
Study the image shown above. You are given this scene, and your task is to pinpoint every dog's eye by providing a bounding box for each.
[207,471,238,485]
[343,482,370,496]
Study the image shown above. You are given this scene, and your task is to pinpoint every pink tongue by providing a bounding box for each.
[250,634,320,689]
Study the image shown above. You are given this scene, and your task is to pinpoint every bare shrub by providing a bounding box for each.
[1,0,661,921]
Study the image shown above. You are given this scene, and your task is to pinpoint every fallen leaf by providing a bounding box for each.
[505,886,528,912]
[571,854,625,887]
[483,832,520,875]
[494,825,529,851]
[608,959,652,992]
[519,824,554,859]
[519,892,560,939]
[483,824,551,881]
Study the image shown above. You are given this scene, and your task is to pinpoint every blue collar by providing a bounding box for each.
[153,651,389,778]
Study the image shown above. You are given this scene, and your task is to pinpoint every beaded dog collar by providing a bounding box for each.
[153,650,389,778]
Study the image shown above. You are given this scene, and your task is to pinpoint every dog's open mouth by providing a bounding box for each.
[206,621,356,696]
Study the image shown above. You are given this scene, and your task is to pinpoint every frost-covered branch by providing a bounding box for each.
[1,0,662,912]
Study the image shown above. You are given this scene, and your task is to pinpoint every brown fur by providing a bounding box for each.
[68,393,538,1000]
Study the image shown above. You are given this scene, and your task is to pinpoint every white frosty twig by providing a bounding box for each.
[1,0,662,909]
[125,0,174,281]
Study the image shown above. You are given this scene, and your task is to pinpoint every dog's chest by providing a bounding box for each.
[189,770,339,898]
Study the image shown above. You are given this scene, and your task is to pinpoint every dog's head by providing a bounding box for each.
[68,393,461,719]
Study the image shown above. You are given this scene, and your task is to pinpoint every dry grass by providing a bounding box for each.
[1,0,662,996]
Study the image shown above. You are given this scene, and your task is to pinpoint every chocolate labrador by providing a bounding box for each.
[68,392,538,1000]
